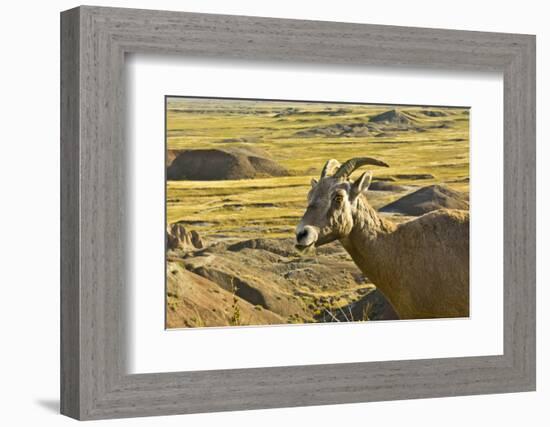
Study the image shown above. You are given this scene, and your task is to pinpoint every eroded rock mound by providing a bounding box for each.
[294,122,371,138]
[317,288,399,322]
[227,238,296,257]
[274,107,351,118]
[166,149,180,168]
[167,148,288,180]
[380,184,469,216]
[419,109,448,117]
[369,109,414,125]
[167,223,204,251]
[166,262,284,328]
[368,181,408,192]
[167,237,398,328]
[394,173,435,180]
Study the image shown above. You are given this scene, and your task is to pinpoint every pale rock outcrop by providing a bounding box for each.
[167,222,204,252]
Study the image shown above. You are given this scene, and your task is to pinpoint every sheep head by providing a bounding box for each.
[295,157,389,250]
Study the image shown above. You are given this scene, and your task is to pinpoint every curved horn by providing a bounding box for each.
[320,159,341,178]
[333,157,389,179]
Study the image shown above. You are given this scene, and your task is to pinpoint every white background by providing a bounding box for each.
[129,57,503,373]
[0,0,547,426]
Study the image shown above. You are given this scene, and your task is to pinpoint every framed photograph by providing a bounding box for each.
[61,6,536,420]
[164,96,470,329]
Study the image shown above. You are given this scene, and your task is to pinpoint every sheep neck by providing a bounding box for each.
[340,196,402,300]
[351,195,395,240]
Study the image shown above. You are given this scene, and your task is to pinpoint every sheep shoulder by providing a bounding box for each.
[386,208,470,269]
[386,208,470,318]
[395,208,469,241]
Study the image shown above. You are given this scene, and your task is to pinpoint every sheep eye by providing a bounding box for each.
[333,194,344,204]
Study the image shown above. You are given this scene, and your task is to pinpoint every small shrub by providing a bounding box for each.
[229,278,241,326]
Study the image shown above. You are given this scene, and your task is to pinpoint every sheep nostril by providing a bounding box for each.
[296,230,308,242]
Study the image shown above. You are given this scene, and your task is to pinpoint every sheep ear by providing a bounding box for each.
[310,178,318,187]
[350,171,372,201]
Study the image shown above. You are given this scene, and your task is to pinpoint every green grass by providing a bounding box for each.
[166,98,469,241]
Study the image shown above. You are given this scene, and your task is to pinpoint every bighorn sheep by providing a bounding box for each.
[295,158,469,319]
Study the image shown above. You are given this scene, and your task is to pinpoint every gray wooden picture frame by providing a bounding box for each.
[60,5,536,420]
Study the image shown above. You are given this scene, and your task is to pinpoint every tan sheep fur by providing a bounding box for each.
[295,159,469,319]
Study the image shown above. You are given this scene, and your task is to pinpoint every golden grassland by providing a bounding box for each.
[166,98,469,241]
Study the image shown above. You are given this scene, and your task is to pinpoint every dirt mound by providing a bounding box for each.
[316,288,399,322]
[227,238,296,257]
[368,181,408,192]
[273,107,301,118]
[167,148,288,180]
[247,156,288,176]
[432,123,452,129]
[394,173,435,180]
[167,237,398,328]
[419,109,448,117]
[218,136,262,144]
[182,252,301,315]
[166,262,283,328]
[451,177,470,183]
[369,109,414,125]
[274,107,351,118]
[166,149,180,168]
[295,122,371,138]
[380,184,469,216]
[166,223,204,252]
